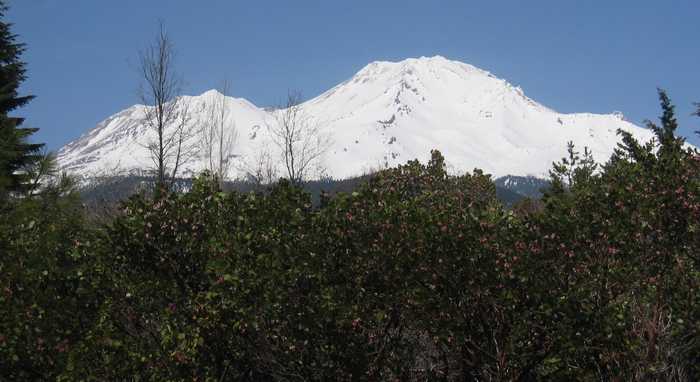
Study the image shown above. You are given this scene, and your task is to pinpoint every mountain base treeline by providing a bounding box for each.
[77,172,536,214]
[2,92,699,381]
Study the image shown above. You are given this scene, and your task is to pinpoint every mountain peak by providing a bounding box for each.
[365,56,491,74]
[199,89,223,98]
[367,55,453,66]
[398,55,450,64]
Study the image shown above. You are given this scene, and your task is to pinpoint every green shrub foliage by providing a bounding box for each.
[0,182,101,380]
[1,91,699,380]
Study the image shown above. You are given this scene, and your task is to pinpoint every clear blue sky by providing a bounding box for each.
[9,0,700,150]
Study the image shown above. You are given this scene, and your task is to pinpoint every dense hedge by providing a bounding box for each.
[1,93,699,380]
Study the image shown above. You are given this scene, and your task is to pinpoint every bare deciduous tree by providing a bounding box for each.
[242,145,278,186]
[200,81,238,188]
[138,23,196,191]
[267,91,331,185]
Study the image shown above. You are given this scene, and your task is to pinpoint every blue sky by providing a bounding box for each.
[9,0,700,150]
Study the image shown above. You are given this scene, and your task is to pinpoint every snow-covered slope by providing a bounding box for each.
[57,56,659,180]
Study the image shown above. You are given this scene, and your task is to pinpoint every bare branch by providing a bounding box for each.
[199,80,239,188]
[240,145,278,186]
[266,91,331,185]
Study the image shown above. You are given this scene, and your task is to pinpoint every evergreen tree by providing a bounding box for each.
[0,1,42,199]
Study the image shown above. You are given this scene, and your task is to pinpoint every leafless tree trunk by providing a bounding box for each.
[267,91,331,185]
[138,23,195,191]
[200,81,238,188]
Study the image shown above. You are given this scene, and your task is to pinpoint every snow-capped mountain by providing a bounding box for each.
[57,55,659,180]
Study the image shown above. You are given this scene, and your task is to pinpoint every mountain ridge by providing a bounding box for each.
[57,55,662,180]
